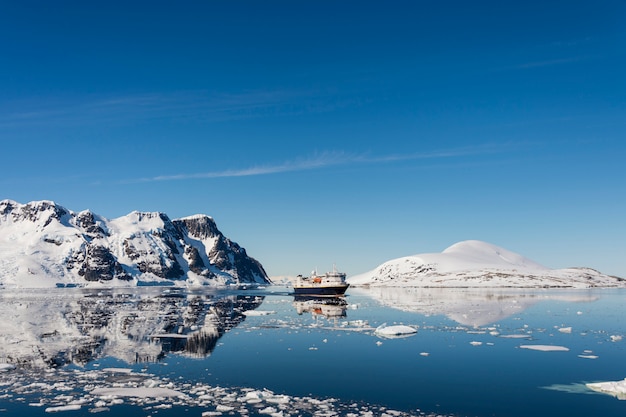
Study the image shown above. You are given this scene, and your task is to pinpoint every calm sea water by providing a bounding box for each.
[0,286,625,416]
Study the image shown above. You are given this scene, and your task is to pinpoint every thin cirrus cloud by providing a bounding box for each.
[124,143,515,184]
[0,89,352,129]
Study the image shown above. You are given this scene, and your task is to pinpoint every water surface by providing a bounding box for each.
[0,286,624,416]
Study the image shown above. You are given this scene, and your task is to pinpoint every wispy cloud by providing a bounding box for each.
[122,143,514,184]
[511,56,589,69]
[492,53,603,73]
[0,89,336,130]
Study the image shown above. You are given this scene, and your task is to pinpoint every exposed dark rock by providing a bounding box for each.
[174,215,220,240]
[75,211,108,237]
[78,245,129,281]
[0,200,271,286]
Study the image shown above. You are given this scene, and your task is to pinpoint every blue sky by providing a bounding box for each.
[1,1,625,278]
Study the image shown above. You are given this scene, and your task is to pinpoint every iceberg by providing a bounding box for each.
[586,378,626,400]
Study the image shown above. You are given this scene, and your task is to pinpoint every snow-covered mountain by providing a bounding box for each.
[348,240,625,288]
[0,200,270,288]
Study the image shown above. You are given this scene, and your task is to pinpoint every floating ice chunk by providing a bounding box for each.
[103,368,133,374]
[578,355,599,359]
[266,394,290,404]
[0,363,15,372]
[558,327,572,334]
[242,310,276,316]
[216,404,235,412]
[586,378,626,400]
[376,341,383,346]
[91,387,186,398]
[375,324,417,338]
[420,352,430,356]
[610,335,623,342]
[470,341,482,346]
[45,404,81,412]
[519,345,569,352]
[499,334,531,339]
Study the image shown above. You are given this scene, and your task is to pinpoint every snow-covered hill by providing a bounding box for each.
[0,200,270,288]
[348,240,625,288]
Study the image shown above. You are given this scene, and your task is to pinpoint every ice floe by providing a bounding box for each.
[519,345,569,352]
[242,310,276,316]
[45,404,82,412]
[586,378,626,400]
[91,387,187,398]
[0,363,15,372]
[0,365,448,417]
[374,324,417,338]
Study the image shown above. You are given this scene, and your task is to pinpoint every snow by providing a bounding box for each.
[348,240,625,288]
[586,378,626,400]
[0,200,262,288]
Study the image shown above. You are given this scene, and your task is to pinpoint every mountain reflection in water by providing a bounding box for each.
[351,286,599,326]
[0,288,264,368]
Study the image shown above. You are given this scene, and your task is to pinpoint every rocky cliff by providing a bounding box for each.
[0,200,270,288]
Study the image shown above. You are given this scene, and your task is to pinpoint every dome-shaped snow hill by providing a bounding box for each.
[348,240,625,288]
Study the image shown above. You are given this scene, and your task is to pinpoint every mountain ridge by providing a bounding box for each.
[348,240,625,288]
[0,200,270,288]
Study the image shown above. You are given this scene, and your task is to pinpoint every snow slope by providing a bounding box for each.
[0,200,269,288]
[348,240,625,288]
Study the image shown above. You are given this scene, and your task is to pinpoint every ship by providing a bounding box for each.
[292,266,349,296]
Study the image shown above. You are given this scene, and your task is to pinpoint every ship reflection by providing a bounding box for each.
[292,295,348,318]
